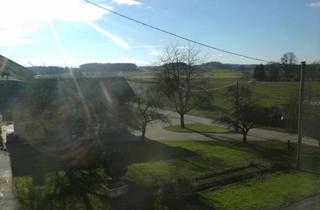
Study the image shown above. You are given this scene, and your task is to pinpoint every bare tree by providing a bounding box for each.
[135,90,168,141]
[226,84,258,143]
[156,44,211,128]
[281,52,298,81]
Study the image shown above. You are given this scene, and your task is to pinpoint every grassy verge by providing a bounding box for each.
[165,123,231,133]
[201,171,320,210]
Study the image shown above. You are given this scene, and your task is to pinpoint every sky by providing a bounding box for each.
[0,0,319,66]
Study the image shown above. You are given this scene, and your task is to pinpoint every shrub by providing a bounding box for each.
[104,151,128,182]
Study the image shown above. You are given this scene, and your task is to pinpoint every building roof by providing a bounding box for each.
[0,55,34,81]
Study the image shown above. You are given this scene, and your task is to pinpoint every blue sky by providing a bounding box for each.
[0,0,319,66]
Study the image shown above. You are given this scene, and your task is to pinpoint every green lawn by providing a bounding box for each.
[13,140,271,209]
[156,141,320,210]
[125,140,270,186]
[13,139,320,210]
[202,171,320,210]
[165,123,231,133]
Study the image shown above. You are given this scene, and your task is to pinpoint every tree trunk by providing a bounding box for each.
[180,114,185,128]
[243,132,247,143]
[141,123,147,141]
[82,194,94,210]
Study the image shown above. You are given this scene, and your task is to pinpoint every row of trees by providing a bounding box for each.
[79,63,138,73]
[253,52,320,82]
[29,66,67,74]
[29,63,139,75]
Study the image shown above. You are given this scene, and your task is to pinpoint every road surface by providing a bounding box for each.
[0,150,19,210]
[134,110,319,147]
[281,194,320,210]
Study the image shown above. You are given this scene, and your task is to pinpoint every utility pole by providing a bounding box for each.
[236,80,239,105]
[235,80,239,132]
[296,61,306,169]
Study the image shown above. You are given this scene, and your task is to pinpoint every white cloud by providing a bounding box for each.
[0,0,110,47]
[112,0,142,6]
[86,22,129,49]
[307,1,320,8]
[0,27,38,46]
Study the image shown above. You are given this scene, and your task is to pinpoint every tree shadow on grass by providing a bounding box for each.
[184,127,239,143]
[104,138,195,164]
[187,138,288,168]
[199,139,320,173]
[8,135,196,182]
[17,173,216,210]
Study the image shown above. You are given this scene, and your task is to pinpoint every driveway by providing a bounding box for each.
[135,110,319,146]
[281,194,320,210]
[0,151,19,210]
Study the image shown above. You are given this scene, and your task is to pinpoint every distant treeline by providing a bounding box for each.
[198,62,256,71]
[29,66,71,74]
[29,63,139,74]
[79,63,138,72]
[252,63,320,81]
[29,61,258,75]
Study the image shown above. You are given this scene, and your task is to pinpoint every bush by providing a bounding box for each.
[104,151,128,182]
[254,105,285,128]
[154,177,195,203]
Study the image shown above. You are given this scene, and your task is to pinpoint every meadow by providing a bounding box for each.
[126,70,320,121]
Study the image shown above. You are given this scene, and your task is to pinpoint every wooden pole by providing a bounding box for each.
[296,61,306,169]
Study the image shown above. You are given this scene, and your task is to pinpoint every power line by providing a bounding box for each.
[84,0,273,63]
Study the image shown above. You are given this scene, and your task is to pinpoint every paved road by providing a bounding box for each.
[281,194,320,210]
[0,151,19,210]
[135,110,319,146]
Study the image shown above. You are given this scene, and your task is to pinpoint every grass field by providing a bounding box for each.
[126,70,320,123]
[165,123,231,133]
[13,139,320,210]
[201,171,320,210]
